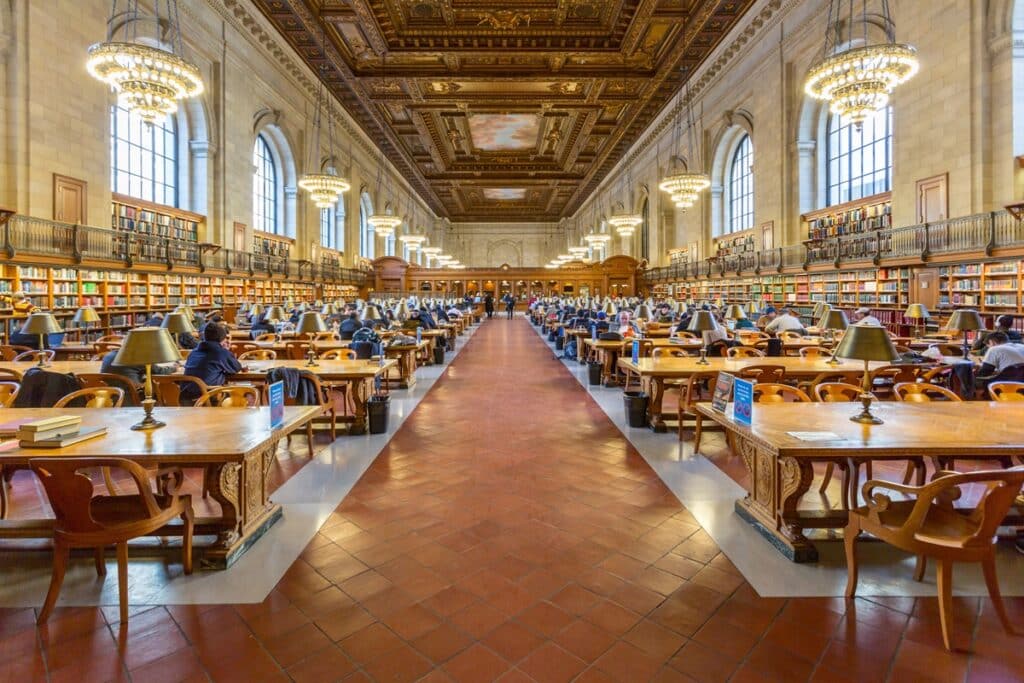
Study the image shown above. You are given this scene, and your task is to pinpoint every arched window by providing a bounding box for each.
[640,198,650,261]
[320,206,336,250]
[727,134,753,233]
[827,106,892,205]
[111,105,178,206]
[252,135,278,234]
[359,193,374,259]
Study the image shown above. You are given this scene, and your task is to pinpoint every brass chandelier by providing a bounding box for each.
[368,160,401,237]
[87,0,204,124]
[298,31,350,207]
[658,79,709,212]
[804,0,918,127]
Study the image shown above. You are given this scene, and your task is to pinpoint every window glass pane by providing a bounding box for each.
[826,106,892,206]
[727,134,754,233]
[252,135,279,234]
[110,105,178,207]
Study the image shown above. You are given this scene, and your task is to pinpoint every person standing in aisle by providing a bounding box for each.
[505,294,515,319]
[484,293,495,318]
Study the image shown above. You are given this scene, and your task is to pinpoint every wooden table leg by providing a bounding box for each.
[350,377,371,435]
[647,377,667,433]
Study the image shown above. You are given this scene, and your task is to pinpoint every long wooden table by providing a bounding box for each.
[0,406,317,568]
[695,401,1024,562]
[616,356,889,432]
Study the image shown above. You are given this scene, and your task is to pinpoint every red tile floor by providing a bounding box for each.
[1,318,1022,682]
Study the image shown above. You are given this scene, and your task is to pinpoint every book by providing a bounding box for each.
[17,415,81,433]
[0,418,44,438]
[711,373,735,412]
[19,426,107,449]
[17,425,87,442]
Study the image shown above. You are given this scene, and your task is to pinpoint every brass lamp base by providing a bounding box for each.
[849,394,883,425]
[696,347,709,365]
[130,398,166,431]
[306,348,319,367]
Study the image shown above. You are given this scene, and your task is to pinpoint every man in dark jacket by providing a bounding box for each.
[182,323,242,402]
[338,312,361,339]
[418,307,438,329]
[484,294,495,318]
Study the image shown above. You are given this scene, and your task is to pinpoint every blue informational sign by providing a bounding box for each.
[733,377,754,426]
[631,339,640,365]
[591,325,598,340]
[268,380,284,429]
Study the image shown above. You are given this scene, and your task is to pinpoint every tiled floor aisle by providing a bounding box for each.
[2,318,1022,683]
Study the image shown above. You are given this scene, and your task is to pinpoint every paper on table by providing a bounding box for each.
[787,431,843,441]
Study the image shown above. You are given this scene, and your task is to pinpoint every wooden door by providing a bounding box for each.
[916,173,948,223]
[53,174,86,223]
[912,268,940,311]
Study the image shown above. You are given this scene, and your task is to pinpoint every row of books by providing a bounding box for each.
[807,202,892,240]
[111,203,199,242]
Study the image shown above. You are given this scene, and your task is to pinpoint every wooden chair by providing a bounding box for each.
[799,346,828,359]
[95,335,124,343]
[811,382,880,504]
[894,382,961,403]
[988,381,1024,401]
[229,342,260,357]
[673,331,698,340]
[238,348,277,361]
[651,347,689,358]
[283,341,311,361]
[54,387,125,409]
[727,346,765,358]
[152,375,211,407]
[930,343,964,357]
[0,345,32,361]
[319,348,356,360]
[751,383,810,403]
[92,341,122,357]
[263,372,336,457]
[13,349,55,363]
[253,333,277,342]
[313,331,340,342]
[0,381,20,408]
[920,365,954,388]
[737,364,786,383]
[677,371,719,448]
[194,385,260,407]
[76,373,142,406]
[845,467,1024,650]
[0,367,23,381]
[778,331,804,342]
[870,364,928,399]
[30,457,194,625]
[798,370,863,396]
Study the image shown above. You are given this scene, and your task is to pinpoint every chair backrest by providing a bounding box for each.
[931,343,964,357]
[681,371,720,412]
[29,457,162,534]
[737,364,786,383]
[229,342,260,356]
[0,367,23,381]
[263,370,328,408]
[813,382,865,402]
[53,387,125,408]
[194,385,260,407]
[0,345,32,361]
[870,364,923,385]
[95,335,124,343]
[919,365,953,385]
[13,349,55,363]
[319,348,357,360]
[673,331,698,339]
[798,346,827,359]
[238,349,277,361]
[284,341,310,360]
[778,331,803,342]
[92,341,122,356]
[752,383,810,403]
[651,347,689,358]
[254,333,277,342]
[0,381,20,408]
[990,363,1024,383]
[76,373,142,406]
[152,375,211,407]
[806,370,863,391]
[893,382,962,402]
[727,346,765,358]
[909,467,1024,548]
[313,331,340,342]
[988,381,1024,401]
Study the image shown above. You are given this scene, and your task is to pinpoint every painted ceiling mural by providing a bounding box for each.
[253,0,757,221]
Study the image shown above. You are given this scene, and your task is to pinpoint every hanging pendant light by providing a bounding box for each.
[804,0,918,127]
[368,158,401,237]
[87,0,204,124]
[659,78,709,210]
[298,32,350,207]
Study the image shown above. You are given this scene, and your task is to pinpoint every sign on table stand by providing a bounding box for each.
[631,339,640,365]
[268,380,284,429]
[733,377,754,426]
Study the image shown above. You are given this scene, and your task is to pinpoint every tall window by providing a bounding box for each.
[827,106,892,206]
[111,105,177,206]
[320,207,336,250]
[253,135,278,234]
[728,134,753,233]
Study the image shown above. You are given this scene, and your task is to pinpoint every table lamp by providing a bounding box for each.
[833,323,900,424]
[723,304,746,322]
[112,327,181,430]
[946,309,984,357]
[322,303,338,316]
[602,300,616,316]
[161,312,196,350]
[19,312,63,366]
[687,310,718,365]
[634,303,652,321]
[818,309,849,363]
[394,300,409,321]
[264,305,286,324]
[73,306,101,342]
[904,303,930,340]
[296,312,327,366]
[360,305,381,322]
[174,305,195,324]
[248,303,264,322]
[745,301,760,316]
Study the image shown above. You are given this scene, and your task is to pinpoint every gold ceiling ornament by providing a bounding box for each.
[298,30,350,208]
[804,0,918,128]
[86,0,204,125]
[659,77,709,210]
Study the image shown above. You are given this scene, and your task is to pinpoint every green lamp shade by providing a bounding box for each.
[296,311,327,334]
[264,305,287,323]
[834,323,900,362]
[946,309,983,332]
[112,327,181,366]
[723,304,746,320]
[818,309,850,330]
[904,303,930,320]
[687,310,718,333]
[360,305,381,321]
[161,312,196,335]
[20,311,63,335]
[73,307,101,325]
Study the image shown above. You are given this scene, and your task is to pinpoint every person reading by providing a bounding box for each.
[181,322,242,402]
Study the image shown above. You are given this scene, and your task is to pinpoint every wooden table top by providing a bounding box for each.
[0,406,318,463]
[695,401,1024,459]
[617,355,887,377]
[0,359,396,380]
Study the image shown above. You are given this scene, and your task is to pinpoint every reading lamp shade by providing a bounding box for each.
[20,311,62,336]
[745,301,760,315]
[73,307,100,325]
[834,323,900,363]
[723,304,746,320]
[946,309,983,332]
[296,311,327,334]
[322,303,338,316]
[394,300,410,320]
[264,305,287,323]
[602,301,616,316]
[818,309,849,330]
[248,304,264,320]
[112,327,181,367]
[360,305,381,321]
[633,303,653,321]
[161,312,196,335]
[904,303,930,320]
[687,310,718,333]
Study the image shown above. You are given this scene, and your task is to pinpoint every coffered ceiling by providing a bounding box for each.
[253,0,755,221]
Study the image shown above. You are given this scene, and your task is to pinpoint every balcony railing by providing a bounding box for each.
[644,210,1023,283]
[1,214,368,286]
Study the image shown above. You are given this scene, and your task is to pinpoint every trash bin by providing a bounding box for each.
[623,391,649,428]
[554,336,564,351]
[433,345,445,365]
[588,361,603,386]
[367,395,390,434]
[547,330,557,342]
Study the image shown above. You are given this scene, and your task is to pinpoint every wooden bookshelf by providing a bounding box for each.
[937,260,1022,312]
[713,229,757,258]
[111,193,203,242]
[253,230,293,259]
[803,192,892,241]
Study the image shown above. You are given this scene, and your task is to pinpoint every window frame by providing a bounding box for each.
[726,134,754,234]
[110,104,178,207]
[252,134,279,234]
[826,106,893,206]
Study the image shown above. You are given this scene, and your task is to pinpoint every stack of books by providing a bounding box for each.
[17,416,107,448]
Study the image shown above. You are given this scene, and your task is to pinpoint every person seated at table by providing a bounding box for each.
[338,311,361,339]
[755,306,776,329]
[853,307,882,326]
[402,309,428,330]
[765,307,805,335]
[976,332,1024,381]
[972,314,1022,353]
[655,305,675,324]
[617,311,641,338]
[249,313,277,339]
[591,311,610,335]
[446,305,463,319]
[418,306,439,329]
[733,315,757,331]
[143,311,165,327]
[101,348,179,385]
[182,322,243,403]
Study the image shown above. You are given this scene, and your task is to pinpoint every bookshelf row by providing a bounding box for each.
[253,230,293,259]
[936,260,1024,310]
[803,192,892,242]
[111,194,203,243]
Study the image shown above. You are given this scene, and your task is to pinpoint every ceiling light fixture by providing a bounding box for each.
[659,77,709,211]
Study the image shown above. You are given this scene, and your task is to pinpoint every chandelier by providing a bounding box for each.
[568,246,590,259]
[367,213,402,238]
[804,0,918,127]
[659,78,708,209]
[298,31,350,208]
[584,232,611,247]
[607,209,643,238]
[399,234,427,251]
[87,1,203,124]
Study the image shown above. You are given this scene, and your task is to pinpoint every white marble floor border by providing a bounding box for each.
[0,321,483,608]
[528,319,1024,598]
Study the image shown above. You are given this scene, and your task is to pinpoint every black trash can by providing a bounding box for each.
[433,345,445,365]
[587,361,603,386]
[547,330,557,342]
[623,391,649,428]
[554,336,564,351]
[367,395,390,434]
